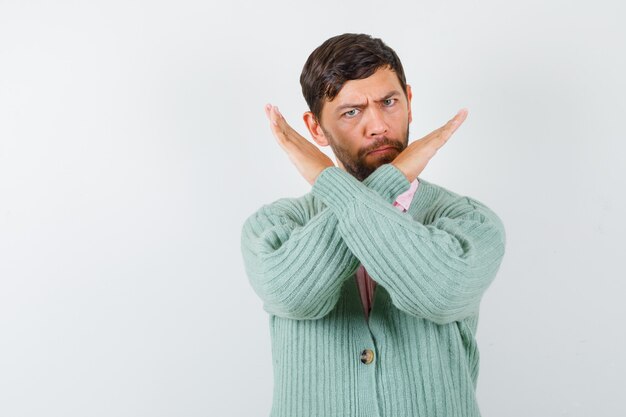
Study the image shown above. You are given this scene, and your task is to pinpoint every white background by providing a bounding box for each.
[1,1,625,416]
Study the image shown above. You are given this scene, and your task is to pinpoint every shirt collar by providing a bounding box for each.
[394,178,420,211]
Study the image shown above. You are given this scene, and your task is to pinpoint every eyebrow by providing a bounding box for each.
[335,90,402,113]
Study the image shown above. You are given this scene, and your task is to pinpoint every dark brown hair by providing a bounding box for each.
[300,33,407,122]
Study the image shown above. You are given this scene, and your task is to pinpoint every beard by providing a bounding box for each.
[322,126,410,181]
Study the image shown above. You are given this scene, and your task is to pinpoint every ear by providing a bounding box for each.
[303,111,329,146]
[406,84,413,124]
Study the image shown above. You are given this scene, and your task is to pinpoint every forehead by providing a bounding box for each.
[332,67,404,104]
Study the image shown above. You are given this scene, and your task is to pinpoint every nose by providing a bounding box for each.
[365,107,388,137]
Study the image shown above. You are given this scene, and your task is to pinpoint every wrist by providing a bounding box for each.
[390,161,412,182]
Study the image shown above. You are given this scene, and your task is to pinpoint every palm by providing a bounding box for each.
[264,104,335,185]
[392,109,468,182]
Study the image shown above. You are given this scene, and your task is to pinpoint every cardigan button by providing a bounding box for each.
[360,349,374,365]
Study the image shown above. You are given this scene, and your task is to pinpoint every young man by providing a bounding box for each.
[240,33,506,417]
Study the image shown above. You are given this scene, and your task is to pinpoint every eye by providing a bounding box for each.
[383,98,397,107]
[343,108,360,118]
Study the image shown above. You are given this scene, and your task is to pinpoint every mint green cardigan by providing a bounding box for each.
[240,163,506,417]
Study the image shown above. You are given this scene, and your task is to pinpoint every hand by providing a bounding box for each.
[264,103,335,186]
[391,109,468,182]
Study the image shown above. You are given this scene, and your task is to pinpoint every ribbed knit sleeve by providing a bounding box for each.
[311,164,506,325]
[240,164,411,320]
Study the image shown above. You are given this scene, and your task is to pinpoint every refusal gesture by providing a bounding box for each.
[264,103,468,186]
[264,104,334,186]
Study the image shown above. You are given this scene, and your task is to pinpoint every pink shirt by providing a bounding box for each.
[356,178,420,320]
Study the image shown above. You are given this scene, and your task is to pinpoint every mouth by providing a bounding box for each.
[367,146,396,155]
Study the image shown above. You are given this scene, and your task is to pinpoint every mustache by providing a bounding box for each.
[359,137,404,158]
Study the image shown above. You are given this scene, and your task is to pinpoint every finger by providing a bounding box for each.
[266,104,285,134]
[264,103,272,120]
[434,108,469,142]
[271,106,298,139]
[422,109,467,150]
[269,105,282,127]
[446,108,468,132]
[267,106,298,149]
[423,108,467,140]
[264,103,283,128]
[263,103,288,147]
[265,105,310,148]
[273,105,289,127]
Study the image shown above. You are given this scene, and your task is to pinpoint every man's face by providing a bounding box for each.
[314,67,412,181]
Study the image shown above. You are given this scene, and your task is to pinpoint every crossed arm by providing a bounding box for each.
[240,105,505,323]
[241,163,505,324]
[240,163,411,320]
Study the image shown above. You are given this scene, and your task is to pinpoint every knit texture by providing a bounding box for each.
[240,163,506,417]
[357,178,418,320]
